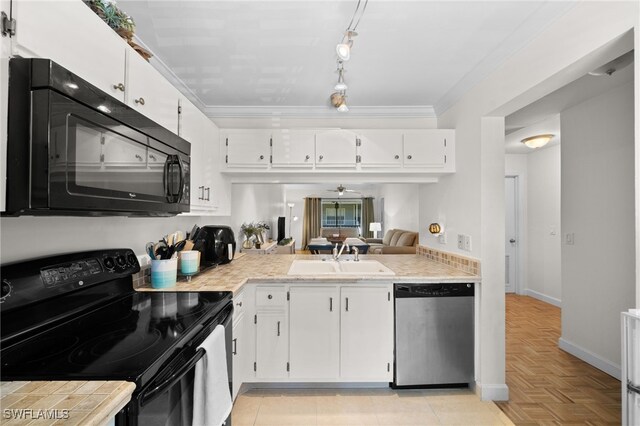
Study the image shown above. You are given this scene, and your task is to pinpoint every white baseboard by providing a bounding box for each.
[558,337,621,380]
[476,383,509,401]
[525,289,561,307]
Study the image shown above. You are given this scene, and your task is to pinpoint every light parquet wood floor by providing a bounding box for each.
[496,295,621,425]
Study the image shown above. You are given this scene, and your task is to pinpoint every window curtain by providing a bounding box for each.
[302,197,322,249]
[361,197,375,238]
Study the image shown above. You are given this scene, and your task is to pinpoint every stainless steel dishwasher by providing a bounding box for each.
[394,283,474,387]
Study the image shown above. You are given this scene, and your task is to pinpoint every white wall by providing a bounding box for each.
[419,1,638,400]
[527,145,562,304]
[559,81,635,378]
[378,184,420,235]
[230,183,284,247]
[0,215,231,264]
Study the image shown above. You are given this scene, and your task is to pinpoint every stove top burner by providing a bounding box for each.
[68,329,163,366]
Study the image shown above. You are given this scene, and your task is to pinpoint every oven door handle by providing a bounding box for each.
[139,347,206,407]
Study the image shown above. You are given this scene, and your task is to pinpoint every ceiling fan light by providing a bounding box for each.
[334,81,348,91]
[521,134,554,149]
[336,43,351,61]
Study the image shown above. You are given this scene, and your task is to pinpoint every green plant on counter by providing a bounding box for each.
[240,222,259,240]
[278,238,293,246]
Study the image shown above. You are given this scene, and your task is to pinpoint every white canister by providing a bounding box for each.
[151,258,178,289]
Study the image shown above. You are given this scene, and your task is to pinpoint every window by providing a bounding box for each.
[321,199,362,228]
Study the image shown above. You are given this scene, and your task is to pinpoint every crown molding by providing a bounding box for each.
[201,105,437,118]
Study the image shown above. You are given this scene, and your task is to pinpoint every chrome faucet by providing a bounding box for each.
[333,242,350,261]
[353,246,359,262]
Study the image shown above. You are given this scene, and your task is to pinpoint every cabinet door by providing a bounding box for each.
[11,0,127,102]
[256,312,288,379]
[178,96,206,209]
[315,130,357,167]
[127,50,180,134]
[225,132,271,168]
[340,286,393,380]
[271,130,315,167]
[357,130,403,167]
[289,286,340,379]
[403,130,450,167]
[232,314,244,400]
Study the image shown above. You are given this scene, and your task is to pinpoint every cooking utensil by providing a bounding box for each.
[174,240,187,253]
[189,224,199,240]
[145,242,156,259]
[154,241,169,260]
[183,240,195,251]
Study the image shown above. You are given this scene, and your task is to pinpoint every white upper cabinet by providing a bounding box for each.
[403,130,453,168]
[224,132,271,168]
[127,51,180,134]
[271,130,315,168]
[11,0,127,102]
[357,130,404,167]
[315,130,357,168]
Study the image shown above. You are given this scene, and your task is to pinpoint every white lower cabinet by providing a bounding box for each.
[256,311,289,379]
[246,283,393,384]
[340,286,394,381]
[289,286,340,379]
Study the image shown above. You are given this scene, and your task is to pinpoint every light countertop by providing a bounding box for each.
[136,254,480,294]
[0,381,135,425]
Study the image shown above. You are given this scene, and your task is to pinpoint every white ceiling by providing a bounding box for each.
[504,56,634,154]
[119,0,575,117]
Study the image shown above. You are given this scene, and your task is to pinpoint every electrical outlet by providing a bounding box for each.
[438,232,447,244]
[565,233,575,245]
[457,234,464,249]
[464,235,472,251]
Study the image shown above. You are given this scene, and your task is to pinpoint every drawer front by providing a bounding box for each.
[256,286,287,308]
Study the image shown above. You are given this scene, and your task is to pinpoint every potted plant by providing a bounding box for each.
[83,0,153,61]
[240,222,258,249]
[256,222,271,245]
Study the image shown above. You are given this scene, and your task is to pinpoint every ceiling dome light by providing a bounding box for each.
[336,43,351,61]
[588,50,634,76]
[521,134,554,149]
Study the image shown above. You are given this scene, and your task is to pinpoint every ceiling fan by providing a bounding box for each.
[326,184,360,197]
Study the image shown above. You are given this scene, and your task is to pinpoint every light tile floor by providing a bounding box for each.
[232,388,514,425]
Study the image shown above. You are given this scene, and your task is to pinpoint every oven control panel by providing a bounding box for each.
[40,250,139,288]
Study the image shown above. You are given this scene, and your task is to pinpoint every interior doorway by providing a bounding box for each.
[504,176,518,293]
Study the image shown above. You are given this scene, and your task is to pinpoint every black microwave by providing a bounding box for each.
[4,58,190,216]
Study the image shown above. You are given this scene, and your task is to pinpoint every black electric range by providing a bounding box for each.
[0,249,233,425]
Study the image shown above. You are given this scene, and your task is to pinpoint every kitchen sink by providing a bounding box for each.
[337,260,395,275]
[287,260,395,276]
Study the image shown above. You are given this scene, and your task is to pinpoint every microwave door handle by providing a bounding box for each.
[176,155,185,202]
[139,347,206,407]
[163,156,171,202]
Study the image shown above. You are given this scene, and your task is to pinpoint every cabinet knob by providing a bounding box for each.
[135,154,143,161]
[268,294,273,299]
[407,155,412,160]
[149,154,156,161]
[113,83,125,92]
[135,97,145,105]
[319,155,323,161]
[236,301,243,307]
[305,155,310,161]
[259,155,264,160]
[394,155,400,160]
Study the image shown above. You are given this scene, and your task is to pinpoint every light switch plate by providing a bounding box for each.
[565,233,575,245]
[457,234,464,249]
[464,235,472,251]
[438,232,447,244]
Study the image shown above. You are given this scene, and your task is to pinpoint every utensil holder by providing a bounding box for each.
[179,250,200,279]
[151,258,178,289]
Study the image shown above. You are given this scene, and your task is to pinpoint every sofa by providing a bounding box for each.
[319,227,359,239]
[365,229,419,254]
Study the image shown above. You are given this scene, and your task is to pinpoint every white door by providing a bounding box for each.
[256,312,288,379]
[225,132,271,168]
[271,130,315,167]
[11,0,128,102]
[315,130,357,167]
[357,130,403,167]
[340,286,393,381]
[289,286,340,379]
[505,176,517,293]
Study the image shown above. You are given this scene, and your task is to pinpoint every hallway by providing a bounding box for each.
[497,295,621,425]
